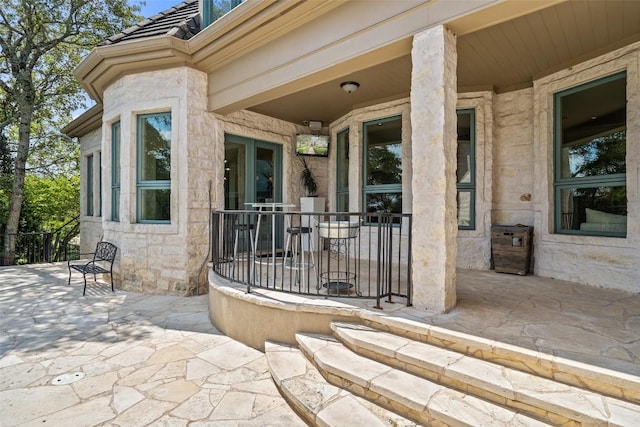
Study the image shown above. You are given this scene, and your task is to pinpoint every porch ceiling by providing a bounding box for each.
[248,0,640,126]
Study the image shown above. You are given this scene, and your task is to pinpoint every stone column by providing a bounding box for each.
[410,25,458,313]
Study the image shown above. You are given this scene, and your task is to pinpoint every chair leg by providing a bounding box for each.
[68,265,72,285]
[83,273,88,296]
[110,274,114,293]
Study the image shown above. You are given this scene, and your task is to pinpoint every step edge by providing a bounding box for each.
[332,323,640,425]
[358,314,640,404]
[297,332,551,427]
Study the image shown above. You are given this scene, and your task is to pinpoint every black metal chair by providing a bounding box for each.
[68,241,118,296]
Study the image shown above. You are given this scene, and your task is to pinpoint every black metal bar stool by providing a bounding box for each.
[282,225,315,289]
[232,222,255,278]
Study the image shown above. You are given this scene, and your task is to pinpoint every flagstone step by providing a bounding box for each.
[360,314,640,405]
[331,322,640,426]
[296,333,551,427]
[265,341,418,427]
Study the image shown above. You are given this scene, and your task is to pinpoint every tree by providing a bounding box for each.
[0,0,141,264]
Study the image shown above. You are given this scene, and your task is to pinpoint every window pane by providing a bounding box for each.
[112,188,120,222]
[558,75,626,179]
[365,192,402,214]
[112,122,120,186]
[255,146,274,203]
[139,189,171,221]
[457,190,472,227]
[139,113,171,181]
[559,186,626,235]
[337,130,349,190]
[337,193,349,212]
[224,142,247,210]
[98,153,102,217]
[560,130,626,179]
[365,117,402,185]
[86,155,93,216]
[457,111,472,183]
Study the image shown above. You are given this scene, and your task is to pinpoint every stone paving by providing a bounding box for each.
[3,263,640,426]
[0,263,305,427]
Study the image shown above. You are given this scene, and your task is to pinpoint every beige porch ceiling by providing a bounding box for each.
[249,0,640,126]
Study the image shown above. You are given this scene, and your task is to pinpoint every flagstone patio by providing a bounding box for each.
[1,262,639,426]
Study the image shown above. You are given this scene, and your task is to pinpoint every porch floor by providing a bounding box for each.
[240,268,640,377]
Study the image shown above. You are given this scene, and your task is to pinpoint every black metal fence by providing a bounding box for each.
[211,210,412,308]
[0,217,80,266]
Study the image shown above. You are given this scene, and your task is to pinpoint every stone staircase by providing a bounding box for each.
[265,318,640,426]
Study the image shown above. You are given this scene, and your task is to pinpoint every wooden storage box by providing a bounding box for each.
[491,225,533,275]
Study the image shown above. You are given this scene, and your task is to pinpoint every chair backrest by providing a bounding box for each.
[94,241,118,263]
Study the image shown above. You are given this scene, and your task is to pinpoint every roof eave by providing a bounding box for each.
[75,36,193,102]
[61,104,104,138]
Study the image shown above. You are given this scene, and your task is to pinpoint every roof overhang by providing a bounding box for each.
[75,36,193,102]
[61,104,103,138]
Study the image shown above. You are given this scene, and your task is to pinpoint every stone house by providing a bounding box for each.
[63,0,640,313]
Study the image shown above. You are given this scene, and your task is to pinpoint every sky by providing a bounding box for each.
[72,0,189,118]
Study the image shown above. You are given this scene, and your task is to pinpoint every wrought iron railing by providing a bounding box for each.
[0,216,80,266]
[210,210,412,308]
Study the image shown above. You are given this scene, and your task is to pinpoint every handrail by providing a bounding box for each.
[210,209,412,307]
[0,216,80,266]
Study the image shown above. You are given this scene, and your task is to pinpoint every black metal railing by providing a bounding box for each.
[0,216,80,266]
[211,210,412,308]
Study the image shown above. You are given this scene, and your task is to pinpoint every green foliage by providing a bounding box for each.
[298,155,318,197]
[21,174,80,232]
[0,0,141,263]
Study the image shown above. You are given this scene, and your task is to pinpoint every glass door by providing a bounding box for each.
[224,135,283,251]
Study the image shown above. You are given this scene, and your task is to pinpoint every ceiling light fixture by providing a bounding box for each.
[340,81,360,93]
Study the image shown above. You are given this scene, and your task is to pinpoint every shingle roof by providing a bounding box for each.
[100,0,200,46]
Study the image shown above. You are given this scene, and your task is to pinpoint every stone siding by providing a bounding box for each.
[492,88,535,227]
[532,42,640,293]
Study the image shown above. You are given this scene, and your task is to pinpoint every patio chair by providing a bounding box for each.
[68,241,118,296]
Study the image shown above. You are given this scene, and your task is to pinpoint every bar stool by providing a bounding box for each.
[282,225,315,289]
[232,222,254,278]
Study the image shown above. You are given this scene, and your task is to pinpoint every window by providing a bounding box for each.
[457,109,475,230]
[554,72,627,237]
[111,121,120,222]
[137,112,171,223]
[98,152,102,217]
[363,116,402,218]
[336,128,349,212]
[202,0,244,27]
[86,154,94,216]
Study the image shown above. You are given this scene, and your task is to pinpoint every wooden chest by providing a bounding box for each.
[491,225,533,275]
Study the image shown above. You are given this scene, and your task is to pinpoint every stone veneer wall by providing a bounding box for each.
[78,127,104,254]
[531,42,640,292]
[492,88,535,227]
[100,67,214,295]
[97,67,327,295]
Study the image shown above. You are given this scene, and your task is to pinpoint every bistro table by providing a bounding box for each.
[246,202,295,286]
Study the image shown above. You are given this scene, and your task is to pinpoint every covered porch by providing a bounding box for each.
[208,264,640,378]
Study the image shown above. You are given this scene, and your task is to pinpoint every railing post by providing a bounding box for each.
[44,232,52,263]
[375,214,383,309]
